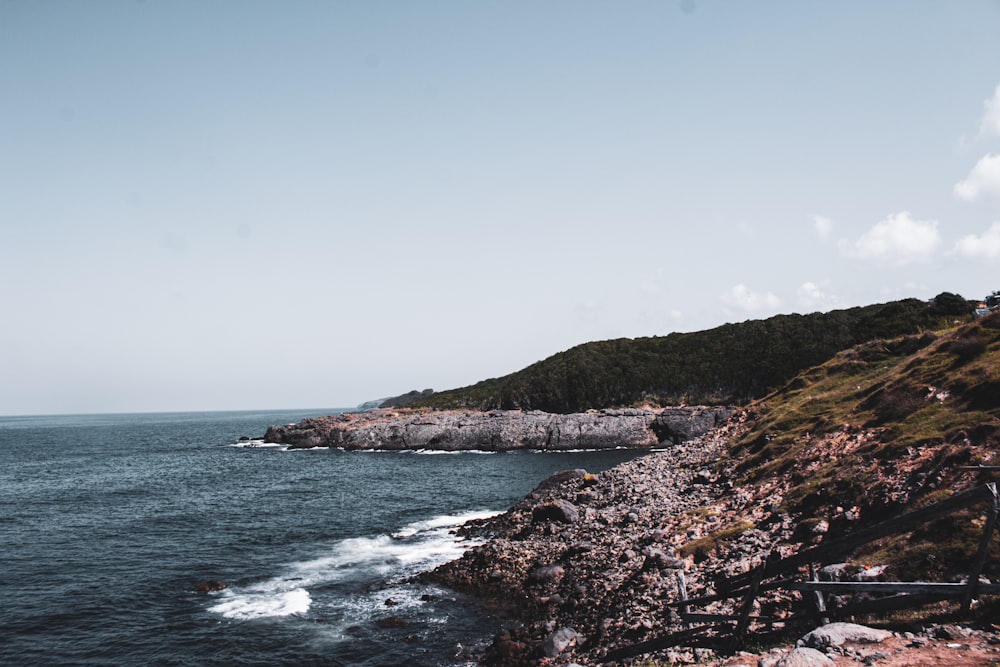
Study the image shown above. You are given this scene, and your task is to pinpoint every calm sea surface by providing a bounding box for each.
[0,409,648,666]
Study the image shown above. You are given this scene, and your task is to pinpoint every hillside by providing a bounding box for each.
[721,309,1000,574]
[415,293,973,414]
[428,309,1000,665]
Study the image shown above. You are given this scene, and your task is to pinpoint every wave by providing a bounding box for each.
[228,440,282,449]
[206,509,500,621]
[413,449,498,455]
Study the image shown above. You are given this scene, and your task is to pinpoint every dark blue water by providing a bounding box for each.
[0,410,647,666]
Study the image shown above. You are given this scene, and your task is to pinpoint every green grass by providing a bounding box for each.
[678,520,756,560]
[721,311,1000,579]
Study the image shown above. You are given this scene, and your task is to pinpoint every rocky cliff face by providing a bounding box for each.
[263,407,735,451]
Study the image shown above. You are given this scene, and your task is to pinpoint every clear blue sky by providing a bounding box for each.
[3,0,1000,415]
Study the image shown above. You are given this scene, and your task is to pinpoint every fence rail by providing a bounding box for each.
[604,482,1000,663]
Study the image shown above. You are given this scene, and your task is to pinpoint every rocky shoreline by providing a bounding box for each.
[263,406,735,451]
[424,413,1000,666]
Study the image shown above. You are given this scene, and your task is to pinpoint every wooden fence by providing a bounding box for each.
[604,482,1000,662]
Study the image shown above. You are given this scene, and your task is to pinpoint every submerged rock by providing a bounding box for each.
[196,580,227,592]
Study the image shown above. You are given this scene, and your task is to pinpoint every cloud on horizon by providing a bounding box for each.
[796,281,840,312]
[979,83,1000,138]
[722,284,781,312]
[839,212,942,267]
[952,221,1000,261]
[954,153,1000,202]
[812,215,834,240]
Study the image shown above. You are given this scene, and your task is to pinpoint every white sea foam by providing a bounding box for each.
[206,510,500,621]
[208,586,311,620]
[413,449,498,455]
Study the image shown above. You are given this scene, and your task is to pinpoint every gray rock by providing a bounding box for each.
[533,469,587,493]
[799,623,893,649]
[542,627,578,658]
[532,499,580,524]
[641,547,684,571]
[265,406,733,451]
[775,647,835,667]
[528,564,565,586]
[818,563,847,581]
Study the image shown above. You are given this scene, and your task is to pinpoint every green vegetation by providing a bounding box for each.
[727,310,1000,528]
[414,294,973,413]
[678,520,756,561]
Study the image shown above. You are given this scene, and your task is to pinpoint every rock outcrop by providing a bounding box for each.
[264,406,735,451]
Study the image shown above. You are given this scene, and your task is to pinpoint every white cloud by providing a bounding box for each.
[721,284,781,312]
[952,222,1000,261]
[812,215,834,240]
[839,212,942,267]
[980,83,1000,138]
[796,281,840,311]
[955,154,1000,202]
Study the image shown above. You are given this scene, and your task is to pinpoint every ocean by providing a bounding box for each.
[0,409,649,666]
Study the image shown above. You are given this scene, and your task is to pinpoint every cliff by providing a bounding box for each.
[263,406,735,452]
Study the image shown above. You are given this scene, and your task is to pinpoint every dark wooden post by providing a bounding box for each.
[676,569,691,629]
[963,483,1000,611]
[809,564,830,626]
[731,551,772,653]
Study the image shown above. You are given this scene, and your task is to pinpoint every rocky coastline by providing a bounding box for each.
[263,406,735,452]
[424,412,1000,666]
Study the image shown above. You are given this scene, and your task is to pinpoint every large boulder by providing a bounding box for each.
[799,622,893,649]
[532,499,580,524]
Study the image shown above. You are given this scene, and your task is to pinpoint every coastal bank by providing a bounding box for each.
[263,406,735,452]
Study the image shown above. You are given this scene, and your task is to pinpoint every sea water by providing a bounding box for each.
[0,409,648,666]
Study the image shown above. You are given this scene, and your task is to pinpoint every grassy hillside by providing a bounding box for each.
[729,310,1000,514]
[416,293,974,413]
[718,310,1000,580]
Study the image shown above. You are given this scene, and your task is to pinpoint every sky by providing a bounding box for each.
[2,0,1000,416]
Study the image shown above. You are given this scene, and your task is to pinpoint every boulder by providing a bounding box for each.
[799,622,893,649]
[532,499,580,524]
[775,647,835,667]
[528,564,565,586]
[542,627,579,658]
[533,469,588,494]
[641,547,684,571]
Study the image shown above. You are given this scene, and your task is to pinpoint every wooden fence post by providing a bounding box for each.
[676,569,691,629]
[731,551,772,653]
[963,483,1000,611]
[809,564,830,626]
